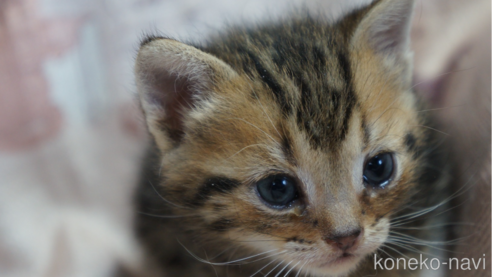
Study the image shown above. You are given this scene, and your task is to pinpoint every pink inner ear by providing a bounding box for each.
[373,24,405,54]
[368,12,411,57]
[150,72,194,143]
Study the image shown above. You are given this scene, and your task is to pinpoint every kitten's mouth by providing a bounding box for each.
[335,253,356,263]
[317,253,358,268]
[298,252,362,276]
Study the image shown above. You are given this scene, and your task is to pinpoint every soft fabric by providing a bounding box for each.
[0,0,489,276]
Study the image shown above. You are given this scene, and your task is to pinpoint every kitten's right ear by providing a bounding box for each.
[135,38,238,152]
[350,0,415,61]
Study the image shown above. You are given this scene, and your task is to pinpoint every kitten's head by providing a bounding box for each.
[136,0,430,275]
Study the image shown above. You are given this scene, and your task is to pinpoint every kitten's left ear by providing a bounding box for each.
[135,38,238,153]
[351,0,415,61]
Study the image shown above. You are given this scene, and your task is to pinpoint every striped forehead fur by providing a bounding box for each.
[202,16,361,150]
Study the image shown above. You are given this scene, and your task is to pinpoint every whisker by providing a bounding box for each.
[388,233,468,255]
[247,81,282,139]
[284,260,301,277]
[413,124,450,136]
[387,238,444,258]
[232,237,288,242]
[249,257,279,277]
[370,98,403,127]
[158,155,165,177]
[178,240,283,266]
[388,231,466,246]
[377,247,395,260]
[235,250,288,266]
[384,241,429,264]
[203,249,219,277]
[416,104,465,113]
[241,251,288,265]
[210,245,238,261]
[294,261,308,277]
[232,239,288,243]
[232,117,280,146]
[386,240,423,255]
[264,261,284,277]
[391,170,479,225]
[391,222,473,231]
[391,203,453,225]
[148,180,191,210]
[410,67,475,90]
[274,261,293,277]
[387,237,457,256]
[365,76,391,111]
[391,202,464,227]
[226,246,240,273]
[227,143,270,159]
[380,244,410,259]
[138,211,198,218]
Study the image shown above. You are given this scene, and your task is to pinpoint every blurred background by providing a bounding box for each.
[0,0,489,276]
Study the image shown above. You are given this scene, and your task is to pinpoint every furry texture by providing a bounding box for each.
[134,0,451,276]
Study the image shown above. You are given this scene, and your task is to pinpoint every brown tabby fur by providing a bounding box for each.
[134,0,451,276]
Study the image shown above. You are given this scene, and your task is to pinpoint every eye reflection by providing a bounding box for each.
[363,153,394,188]
[256,175,298,208]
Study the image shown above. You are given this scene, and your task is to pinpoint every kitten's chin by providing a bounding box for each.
[308,254,363,276]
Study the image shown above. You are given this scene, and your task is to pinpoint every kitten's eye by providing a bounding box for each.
[363,153,394,188]
[256,175,298,208]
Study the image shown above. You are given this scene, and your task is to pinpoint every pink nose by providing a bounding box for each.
[324,229,363,251]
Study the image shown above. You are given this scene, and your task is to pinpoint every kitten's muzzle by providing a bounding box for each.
[323,228,363,252]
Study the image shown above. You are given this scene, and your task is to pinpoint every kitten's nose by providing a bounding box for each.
[324,228,363,251]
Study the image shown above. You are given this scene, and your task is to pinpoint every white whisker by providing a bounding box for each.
[274,260,293,277]
[275,261,292,277]
[249,257,279,277]
[386,240,442,259]
[380,244,410,259]
[410,67,474,90]
[178,240,283,266]
[413,124,449,136]
[416,104,465,113]
[391,171,479,226]
[148,181,191,210]
[264,261,284,277]
[388,231,465,247]
[243,251,288,265]
[203,249,219,277]
[387,238,428,252]
[365,76,391,112]
[391,197,465,227]
[294,261,308,277]
[232,117,280,146]
[370,98,402,127]
[138,211,198,218]
[247,82,282,139]
[284,260,301,277]
[227,143,269,159]
[377,248,395,259]
[392,222,473,231]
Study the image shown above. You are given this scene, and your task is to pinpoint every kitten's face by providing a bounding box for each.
[156,52,420,276]
[136,0,422,276]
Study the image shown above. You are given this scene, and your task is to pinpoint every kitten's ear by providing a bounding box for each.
[135,38,238,152]
[351,0,414,61]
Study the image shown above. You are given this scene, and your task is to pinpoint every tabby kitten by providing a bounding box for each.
[134,0,450,276]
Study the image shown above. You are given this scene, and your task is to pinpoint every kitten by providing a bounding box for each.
[134,0,451,276]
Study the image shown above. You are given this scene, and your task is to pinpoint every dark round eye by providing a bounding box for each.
[256,175,298,208]
[363,153,395,188]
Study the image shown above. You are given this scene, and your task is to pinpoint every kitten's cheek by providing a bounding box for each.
[358,219,390,254]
